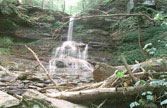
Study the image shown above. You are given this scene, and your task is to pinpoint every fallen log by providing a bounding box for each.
[47,84,166,104]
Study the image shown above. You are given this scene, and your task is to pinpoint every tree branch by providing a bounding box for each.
[74,14,154,22]
[121,54,138,83]
[25,45,56,86]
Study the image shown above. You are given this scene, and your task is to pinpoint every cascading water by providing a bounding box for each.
[49,17,93,77]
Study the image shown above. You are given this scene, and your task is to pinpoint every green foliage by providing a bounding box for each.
[129,102,140,108]
[53,21,64,29]
[115,25,167,64]
[130,90,155,108]
[75,25,84,32]
[0,3,13,15]
[0,48,11,55]
[118,49,147,64]
[133,5,156,16]
[0,0,16,15]
[117,71,124,78]
[135,80,146,86]
[103,0,110,3]
[161,99,167,106]
[119,17,138,31]
[0,19,19,31]
[0,37,13,46]
[0,37,13,55]
[130,79,167,107]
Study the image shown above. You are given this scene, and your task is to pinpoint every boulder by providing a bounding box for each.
[56,61,66,68]
[0,91,20,108]
[93,62,118,82]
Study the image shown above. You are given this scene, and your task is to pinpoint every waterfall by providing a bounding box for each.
[67,17,74,41]
[49,17,93,77]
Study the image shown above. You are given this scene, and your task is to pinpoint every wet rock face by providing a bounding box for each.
[0,91,20,108]
[72,28,116,65]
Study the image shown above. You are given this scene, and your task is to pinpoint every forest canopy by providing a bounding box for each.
[0,0,111,15]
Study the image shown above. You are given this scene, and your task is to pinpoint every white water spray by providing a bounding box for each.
[49,17,93,77]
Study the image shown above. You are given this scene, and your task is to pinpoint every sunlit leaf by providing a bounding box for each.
[139,99,145,105]
[124,82,128,87]
[161,99,167,105]
[147,95,154,101]
[141,80,146,84]
[147,91,153,95]
[130,102,140,108]
[135,80,141,86]
[142,92,147,96]
[117,72,124,78]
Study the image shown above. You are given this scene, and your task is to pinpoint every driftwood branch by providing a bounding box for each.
[99,73,117,88]
[121,54,138,83]
[25,45,57,86]
[135,60,153,80]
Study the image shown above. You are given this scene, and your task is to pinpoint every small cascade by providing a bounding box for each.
[49,17,93,77]
[67,17,74,41]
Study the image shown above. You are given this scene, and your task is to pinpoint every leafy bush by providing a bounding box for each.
[117,49,147,65]
[0,37,14,55]
[114,25,167,64]
[0,0,15,15]
[52,21,64,29]
[0,37,13,46]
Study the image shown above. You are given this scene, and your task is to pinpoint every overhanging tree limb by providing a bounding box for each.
[74,14,154,22]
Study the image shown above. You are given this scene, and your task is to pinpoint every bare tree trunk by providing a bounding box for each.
[70,6,72,14]
[29,0,32,6]
[42,0,45,9]
[17,0,22,5]
[0,0,3,4]
[137,17,150,59]
[55,0,59,10]
[62,0,66,12]
[82,0,86,11]
[51,0,54,8]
